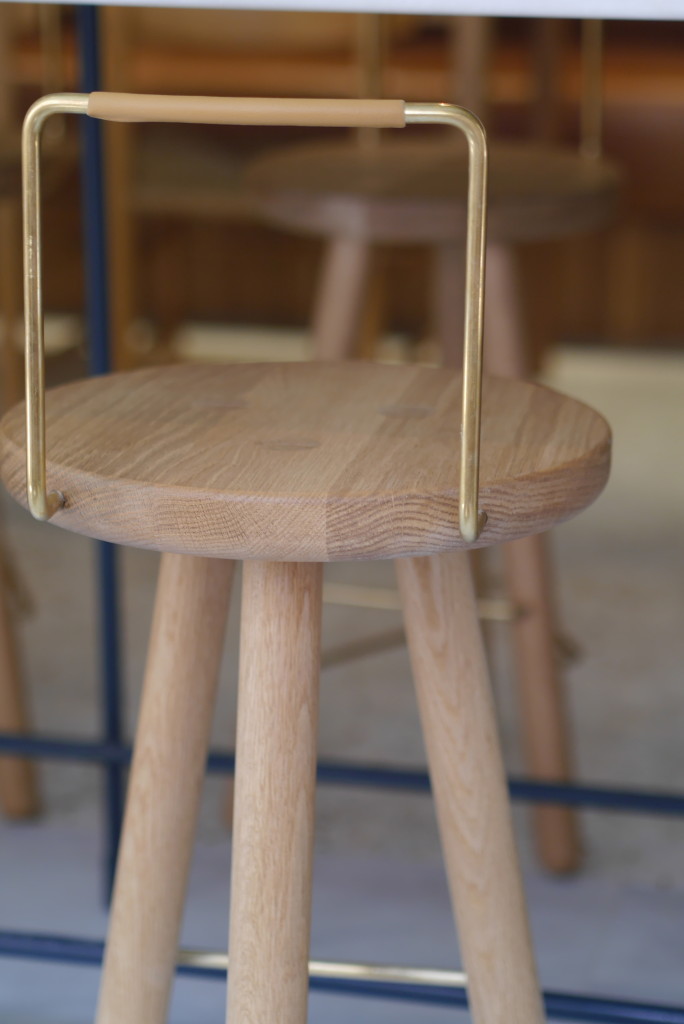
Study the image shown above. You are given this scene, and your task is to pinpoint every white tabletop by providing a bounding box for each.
[18,0,684,21]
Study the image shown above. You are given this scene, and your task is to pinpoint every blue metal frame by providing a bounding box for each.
[75,5,125,902]
[1,931,684,1024]
[2,732,684,817]
[1,7,682,1023]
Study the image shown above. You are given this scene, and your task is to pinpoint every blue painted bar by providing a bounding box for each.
[75,5,125,901]
[1,731,684,817]
[0,931,682,1023]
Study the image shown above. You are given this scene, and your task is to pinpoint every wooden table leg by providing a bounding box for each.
[397,552,545,1024]
[95,552,234,1024]
[227,560,322,1024]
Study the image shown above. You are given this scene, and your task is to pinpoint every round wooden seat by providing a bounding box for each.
[1,361,610,561]
[246,137,621,245]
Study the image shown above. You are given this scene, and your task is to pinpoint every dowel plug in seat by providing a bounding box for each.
[2,91,611,1024]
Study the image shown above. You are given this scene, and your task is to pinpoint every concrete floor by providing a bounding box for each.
[1,346,683,1021]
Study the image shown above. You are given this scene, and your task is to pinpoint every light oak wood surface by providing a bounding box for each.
[247,137,620,245]
[1,362,610,561]
[95,553,234,1024]
[227,560,322,1024]
[397,551,545,1023]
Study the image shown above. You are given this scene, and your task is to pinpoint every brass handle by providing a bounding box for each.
[23,92,488,543]
[87,92,406,128]
[405,102,488,543]
[22,94,89,521]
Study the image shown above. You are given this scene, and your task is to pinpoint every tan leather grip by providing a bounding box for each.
[87,92,406,129]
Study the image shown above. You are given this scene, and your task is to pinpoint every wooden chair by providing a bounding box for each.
[2,91,610,1024]
[245,17,621,875]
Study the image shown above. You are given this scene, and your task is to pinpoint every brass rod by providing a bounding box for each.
[22,94,88,521]
[406,102,487,543]
[323,581,402,611]
[178,948,467,988]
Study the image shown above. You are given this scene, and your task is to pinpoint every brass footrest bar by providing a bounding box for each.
[323,581,403,611]
[178,949,467,989]
[321,628,407,669]
[323,582,515,622]
[3,929,684,1022]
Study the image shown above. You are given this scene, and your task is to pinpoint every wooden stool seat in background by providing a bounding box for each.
[248,137,620,244]
[0,362,610,561]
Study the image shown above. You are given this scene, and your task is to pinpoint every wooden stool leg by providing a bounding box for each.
[312,235,372,361]
[397,552,545,1024]
[0,200,23,411]
[485,242,581,874]
[95,553,234,1024]
[227,561,322,1024]
[483,243,531,378]
[502,536,580,872]
[0,552,39,819]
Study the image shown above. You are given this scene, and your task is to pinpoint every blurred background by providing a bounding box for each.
[1,7,683,1023]
[3,7,684,372]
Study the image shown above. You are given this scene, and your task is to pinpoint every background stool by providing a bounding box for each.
[245,16,621,875]
[2,92,611,1024]
[0,533,39,819]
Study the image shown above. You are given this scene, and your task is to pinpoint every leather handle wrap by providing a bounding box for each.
[87,92,406,129]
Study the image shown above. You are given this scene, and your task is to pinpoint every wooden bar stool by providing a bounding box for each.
[245,17,621,875]
[2,91,611,1024]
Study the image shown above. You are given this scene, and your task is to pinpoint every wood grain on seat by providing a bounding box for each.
[0,362,610,561]
[247,138,621,244]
